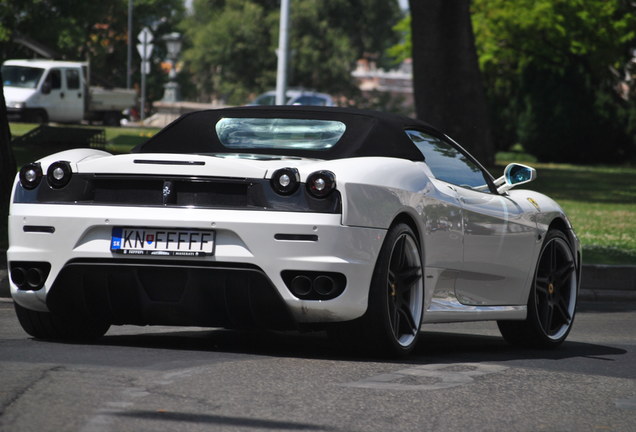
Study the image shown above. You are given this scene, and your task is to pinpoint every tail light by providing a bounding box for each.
[306,171,336,198]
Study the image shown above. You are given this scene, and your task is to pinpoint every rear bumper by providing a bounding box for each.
[8,203,386,326]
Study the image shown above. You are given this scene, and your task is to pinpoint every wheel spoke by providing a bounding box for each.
[391,236,407,272]
[538,301,554,332]
[554,262,575,287]
[397,266,422,293]
[555,296,572,325]
[391,300,401,338]
[398,304,417,335]
[549,241,558,274]
[535,276,549,296]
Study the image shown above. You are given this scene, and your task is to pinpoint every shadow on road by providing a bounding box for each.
[93,326,627,366]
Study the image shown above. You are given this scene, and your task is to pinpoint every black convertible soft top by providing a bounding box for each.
[133,106,436,161]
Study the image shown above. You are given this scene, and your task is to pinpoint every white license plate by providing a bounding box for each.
[111,227,215,256]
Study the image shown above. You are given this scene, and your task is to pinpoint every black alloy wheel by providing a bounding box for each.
[362,223,424,356]
[327,223,424,357]
[498,230,578,348]
[384,227,424,349]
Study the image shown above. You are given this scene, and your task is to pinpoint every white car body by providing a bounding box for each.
[7,106,581,356]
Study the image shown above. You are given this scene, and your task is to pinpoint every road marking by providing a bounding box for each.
[615,397,636,410]
[79,367,205,432]
[341,362,508,391]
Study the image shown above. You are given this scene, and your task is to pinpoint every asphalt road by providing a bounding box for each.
[1,298,635,432]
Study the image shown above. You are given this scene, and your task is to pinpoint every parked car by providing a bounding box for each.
[8,106,580,356]
[249,89,335,106]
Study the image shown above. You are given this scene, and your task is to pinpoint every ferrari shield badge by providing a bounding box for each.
[527,197,541,211]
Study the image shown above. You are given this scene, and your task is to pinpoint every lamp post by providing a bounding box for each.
[162,32,182,102]
[275,0,290,105]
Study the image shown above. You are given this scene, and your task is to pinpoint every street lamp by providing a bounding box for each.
[162,32,182,102]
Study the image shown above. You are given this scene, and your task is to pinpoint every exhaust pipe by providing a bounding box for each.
[290,275,313,297]
[26,267,45,290]
[313,275,336,296]
[10,267,27,288]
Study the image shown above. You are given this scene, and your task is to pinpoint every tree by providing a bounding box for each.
[472,0,636,163]
[0,0,184,100]
[181,0,279,104]
[408,0,494,165]
[0,71,16,249]
[181,0,401,105]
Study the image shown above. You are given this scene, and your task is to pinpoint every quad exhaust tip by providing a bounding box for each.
[283,271,346,300]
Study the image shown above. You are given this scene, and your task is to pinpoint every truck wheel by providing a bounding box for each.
[102,111,121,126]
[28,110,48,124]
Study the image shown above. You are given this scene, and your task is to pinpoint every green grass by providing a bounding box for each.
[496,153,636,266]
[10,122,159,166]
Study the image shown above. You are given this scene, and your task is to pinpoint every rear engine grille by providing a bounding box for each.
[92,177,248,207]
[15,174,341,213]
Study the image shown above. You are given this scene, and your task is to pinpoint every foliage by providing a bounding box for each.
[0,0,184,101]
[180,0,278,104]
[387,14,411,66]
[471,0,636,163]
[180,0,401,105]
[0,72,15,251]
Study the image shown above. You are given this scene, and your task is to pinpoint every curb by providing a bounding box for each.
[578,264,636,302]
[1,254,634,302]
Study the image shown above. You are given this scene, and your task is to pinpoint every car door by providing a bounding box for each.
[454,185,537,305]
[39,68,83,122]
[39,68,65,121]
[406,131,464,300]
[61,67,85,121]
[406,130,537,306]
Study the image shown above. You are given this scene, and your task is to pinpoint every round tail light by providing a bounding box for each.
[271,167,300,195]
[19,162,43,190]
[47,161,73,188]
[306,171,336,198]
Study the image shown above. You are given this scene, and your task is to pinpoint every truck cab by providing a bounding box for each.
[3,59,87,123]
[2,59,135,125]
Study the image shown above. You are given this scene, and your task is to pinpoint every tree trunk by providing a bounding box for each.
[1,71,16,248]
[409,0,494,165]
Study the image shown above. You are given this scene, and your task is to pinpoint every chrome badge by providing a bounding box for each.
[162,181,173,205]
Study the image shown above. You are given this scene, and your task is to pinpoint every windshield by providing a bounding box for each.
[215,117,346,150]
[1,65,45,89]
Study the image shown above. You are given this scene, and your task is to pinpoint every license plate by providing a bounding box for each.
[111,227,215,256]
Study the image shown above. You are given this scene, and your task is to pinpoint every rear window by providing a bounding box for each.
[215,117,346,150]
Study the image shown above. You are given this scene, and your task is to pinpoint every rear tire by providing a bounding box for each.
[102,111,121,126]
[498,230,578,348]
[329,223,424,357]
[14,302,110,341]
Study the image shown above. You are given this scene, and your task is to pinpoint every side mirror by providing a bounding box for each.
[494,163,537,194]
[41,81,52,95]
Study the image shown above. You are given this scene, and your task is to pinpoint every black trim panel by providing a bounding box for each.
[13,173,342,214]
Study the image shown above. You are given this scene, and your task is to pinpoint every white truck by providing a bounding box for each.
[2,59,137,126]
